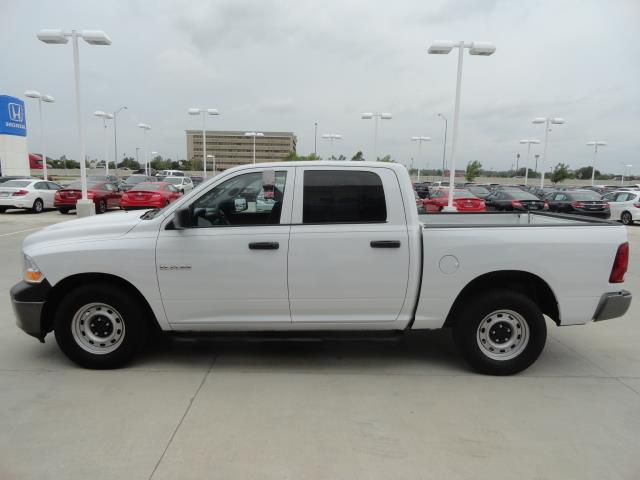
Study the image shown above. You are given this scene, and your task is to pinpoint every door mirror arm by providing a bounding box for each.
[172,207,191,230]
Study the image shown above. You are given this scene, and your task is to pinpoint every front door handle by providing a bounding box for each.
[249,242,279,250]
[370,240,401,248]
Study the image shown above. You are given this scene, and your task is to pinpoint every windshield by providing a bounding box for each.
[131,183,162,191]
[469,186,490,195]
[432,190,478,199]
[509,191,539,200]
[164,177,182,184]
[66,181,98,190]
[570,191,603,201]
[125,176,147,184]
[2,180,31,188]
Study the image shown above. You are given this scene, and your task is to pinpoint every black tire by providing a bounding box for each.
[32,198,44,213]
[96,199,107,214]
[58,208,70,214]
[621,211,633,225]
[0,206,6,213]
[53,283,149,369]
[452,290,547,375]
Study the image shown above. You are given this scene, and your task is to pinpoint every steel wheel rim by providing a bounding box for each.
[476,309,530,361]
[71,302,125,354]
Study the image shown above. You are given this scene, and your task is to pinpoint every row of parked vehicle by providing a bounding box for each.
[413,181,640,224]
[0,171,207,214]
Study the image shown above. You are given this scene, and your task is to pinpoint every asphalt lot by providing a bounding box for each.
[1,209,640,480]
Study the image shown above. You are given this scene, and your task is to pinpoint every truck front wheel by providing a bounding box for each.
[53,283,148,369]
[452,290,547,375]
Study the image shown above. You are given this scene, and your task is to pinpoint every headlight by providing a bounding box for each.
[24,254,44,283]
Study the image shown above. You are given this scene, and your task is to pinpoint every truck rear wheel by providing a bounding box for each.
[452,290,546,375]
[53,283,148,369]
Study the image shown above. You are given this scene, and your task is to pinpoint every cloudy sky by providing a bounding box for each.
[2,0,639,174]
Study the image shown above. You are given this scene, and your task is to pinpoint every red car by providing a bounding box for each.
[29,153,43,169]
[120,182,182,210]
[423,188,486,212]
[54,180,122,214]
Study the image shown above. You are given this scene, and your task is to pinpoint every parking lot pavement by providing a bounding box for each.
[1,213,640,479]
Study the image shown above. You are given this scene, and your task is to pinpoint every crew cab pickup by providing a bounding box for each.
[10,162,632,374]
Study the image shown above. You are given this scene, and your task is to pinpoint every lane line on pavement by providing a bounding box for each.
[0,227,41,237]
[148,354,219,480]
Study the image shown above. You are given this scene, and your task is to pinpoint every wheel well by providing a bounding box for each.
[41,273,160,335]
[443,270,560,328]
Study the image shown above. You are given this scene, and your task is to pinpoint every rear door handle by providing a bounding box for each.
[249,242,279,250]
[370,240,401,248]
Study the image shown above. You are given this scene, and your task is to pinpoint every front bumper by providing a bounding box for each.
[10,280,51,341]
[593,290,632,321]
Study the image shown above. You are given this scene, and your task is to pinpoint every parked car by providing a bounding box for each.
[546,190,610,218]
[10,162,631,375]
[191,176,204,187]
[414,191,426,214]
[414,182,432,199]
[0,176,34,184]
[163,176,194,193]
[118,175,156,192]
[28,153,44,169]
[423,188,485,212]
[466,185,492,200]
[0,179,62,213]
[120,182,182,210]
[530,186,557,199]
[54,181,121,214]
[490,190,548,211]
[156,170,184,178]
[88,174,121,185]
[602,190,640,225]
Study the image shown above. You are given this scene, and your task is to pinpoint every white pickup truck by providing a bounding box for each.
[10,162,632,374]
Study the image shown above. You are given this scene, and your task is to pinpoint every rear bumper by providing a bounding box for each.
[593,290,632,321]
[10,280,51,341]
[575,210,611,219]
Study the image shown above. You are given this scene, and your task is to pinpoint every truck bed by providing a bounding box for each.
[420,211,617,228]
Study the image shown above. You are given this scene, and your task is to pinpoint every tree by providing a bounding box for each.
[282,152,320,161]
[351,151,364,161]
[574,166,601,180]
[550,163,570,184]
[118,156,140,170]
[377,155,395,163]
[465,160,482,182]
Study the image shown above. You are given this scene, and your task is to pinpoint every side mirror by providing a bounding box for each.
[173,207,191,230]
[234,197,248,212]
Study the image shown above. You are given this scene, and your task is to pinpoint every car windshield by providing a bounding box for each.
[131,183,162,191]
[164,177,182,184]
[469,186,490,195]
[508,191,539,200]
[570,191,602,201]
[66,181,98,189]
[433,190,477,198]
[2,180,31,188]
[88,175,109,181]
[125,176,148,184]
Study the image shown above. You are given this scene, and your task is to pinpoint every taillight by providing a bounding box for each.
[54,191,62,198]
[12,189,28,196]
[543,202,549,210]
[609,242,629,283]
[603,202,609,209]
[87,191,95,199]
[151,194,161,199]
[571,201,585,209]
[511,200,522,207]
[633,203,640,208]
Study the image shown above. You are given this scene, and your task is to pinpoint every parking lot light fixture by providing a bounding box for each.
[37,29,111,212]
[94,111,114,175]
[428,40,496,211]
[361,112,392,161]
[532,117,565,188]
[137,123,151,175]
[586,141,608,186]
[188,107,220,178]
[24,90,55,181]
[411,136,431,182]
[244,132,265,164]
[519,139,540,186]
[321,134,342,160]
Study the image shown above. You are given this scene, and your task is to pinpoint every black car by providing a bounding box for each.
[414,182,431,199]
[466,185,491,200]
[118,175,156,192]
[490,190,547,211]
[546,190,610,218]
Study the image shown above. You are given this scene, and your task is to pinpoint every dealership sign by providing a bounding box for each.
[0,95,27,137]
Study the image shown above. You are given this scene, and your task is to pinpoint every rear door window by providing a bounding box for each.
[302,170,387,224]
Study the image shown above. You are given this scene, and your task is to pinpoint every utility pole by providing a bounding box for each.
[314,122,318,156]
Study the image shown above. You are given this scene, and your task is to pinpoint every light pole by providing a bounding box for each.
[150,151,158,173]
[112,106,127,172]
[586,141,607,186]
[188,107,220,178]
[94,111,114,175]
[321,134,342,160]
[135,147,141,167]
[137,123,151,175]
[428,40,496,211]
[37,29,111,216]
[410,136,431,182]
[532,117,565,188]
[622,164,633,186]
[437,113,448,178]
[244,132,264,164]
[24,90,55,181]
[519,139,540,186]
[534,154,540,176]
[314,122,318,156]
[361,112,392,161]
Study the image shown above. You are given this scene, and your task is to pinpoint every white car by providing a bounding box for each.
[603,190,640,225]
[156,170,184,178]
[163,176,193,193]
[0,179,62,213]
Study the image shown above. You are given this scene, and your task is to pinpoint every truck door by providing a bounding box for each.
[287,167,410,323]
[156,167,294,325]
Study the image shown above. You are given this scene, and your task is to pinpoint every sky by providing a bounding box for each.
[2,0,639,175]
